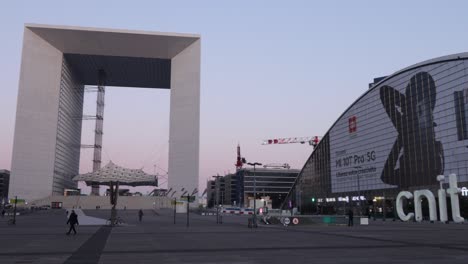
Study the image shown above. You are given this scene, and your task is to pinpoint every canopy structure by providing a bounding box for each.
[73,161,158,226]
[73,161,158,187]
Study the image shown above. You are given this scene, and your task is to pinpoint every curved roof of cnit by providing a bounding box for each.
[282,52,468,203]
[326,52,468,142]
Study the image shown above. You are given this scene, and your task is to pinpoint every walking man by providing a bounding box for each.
[66,210,79,235]
[138,209,144,222]
[348,208,354,227]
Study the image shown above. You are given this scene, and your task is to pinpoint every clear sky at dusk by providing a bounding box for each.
[1,1,468,194]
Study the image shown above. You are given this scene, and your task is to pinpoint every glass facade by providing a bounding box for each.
[284,54,468,217]
[239,168,299,208]
[53,58,84,195]
[0,170,10,202]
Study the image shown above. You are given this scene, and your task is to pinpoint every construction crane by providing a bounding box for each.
[235,144,247,170]
[263,163,291,169]
[261,136,320,148]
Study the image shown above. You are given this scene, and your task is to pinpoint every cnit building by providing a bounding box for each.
[284,53,468,218]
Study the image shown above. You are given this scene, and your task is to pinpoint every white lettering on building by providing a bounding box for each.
[396,174,465,223]
[462,187,468,197]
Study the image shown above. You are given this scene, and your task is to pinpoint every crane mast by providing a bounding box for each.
[261,136,320,148]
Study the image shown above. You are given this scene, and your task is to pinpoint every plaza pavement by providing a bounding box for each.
[1,209,468,264]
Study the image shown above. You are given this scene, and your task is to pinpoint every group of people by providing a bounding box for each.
[65,209,145,235]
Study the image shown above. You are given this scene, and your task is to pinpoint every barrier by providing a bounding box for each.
[360,217,369,225]
[29,195,172,210]
[323,216,336,224]
[221,208,254,215]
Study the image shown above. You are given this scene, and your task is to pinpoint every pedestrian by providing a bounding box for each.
[66,210,79,235]
[138,209,144,222]
[1,209,5,218]
[348,208,354,227]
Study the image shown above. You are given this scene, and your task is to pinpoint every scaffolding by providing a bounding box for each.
[91,69,106,195]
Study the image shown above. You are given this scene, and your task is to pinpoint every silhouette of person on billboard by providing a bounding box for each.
[379,72,444,188]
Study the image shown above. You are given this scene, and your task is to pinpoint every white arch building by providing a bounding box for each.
[9,24,200,202]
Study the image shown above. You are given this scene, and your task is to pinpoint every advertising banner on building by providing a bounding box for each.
[329,61,468,193]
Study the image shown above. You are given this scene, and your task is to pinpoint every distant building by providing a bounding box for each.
[207,174,239,207]
[206,179,216,208]
[207,176,226,208]
[368,76,387,89]
[206,168,299,209]
[223,174,238,206]
[0,170,10,204]
[237,168,299,208]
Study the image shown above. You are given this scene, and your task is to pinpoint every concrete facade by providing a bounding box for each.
[10,24,201,202]
[29,195,172,210]
[168,39,201,196]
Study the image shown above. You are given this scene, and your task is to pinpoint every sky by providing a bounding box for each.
[1,0,468,194]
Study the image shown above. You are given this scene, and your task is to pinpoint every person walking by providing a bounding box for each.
[138,209,144,222]
[1,209,5,218]
[66,210,79,235]
[348,208,354,227]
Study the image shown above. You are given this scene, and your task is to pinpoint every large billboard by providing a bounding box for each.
[329,60,468,193]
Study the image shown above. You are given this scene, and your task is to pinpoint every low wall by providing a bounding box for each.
[30,196,172,210]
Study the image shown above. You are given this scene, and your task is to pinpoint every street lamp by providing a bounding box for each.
[247,162,262,227]
[171,191,177,224]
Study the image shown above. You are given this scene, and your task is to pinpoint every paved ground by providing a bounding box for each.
[1,209,468,263]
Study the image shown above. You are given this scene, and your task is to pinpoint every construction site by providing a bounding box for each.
[206,136,320,210]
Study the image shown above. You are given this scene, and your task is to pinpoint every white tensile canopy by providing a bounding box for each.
[72,161,158,187]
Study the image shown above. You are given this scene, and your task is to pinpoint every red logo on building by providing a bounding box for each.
[349,116,357,133]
